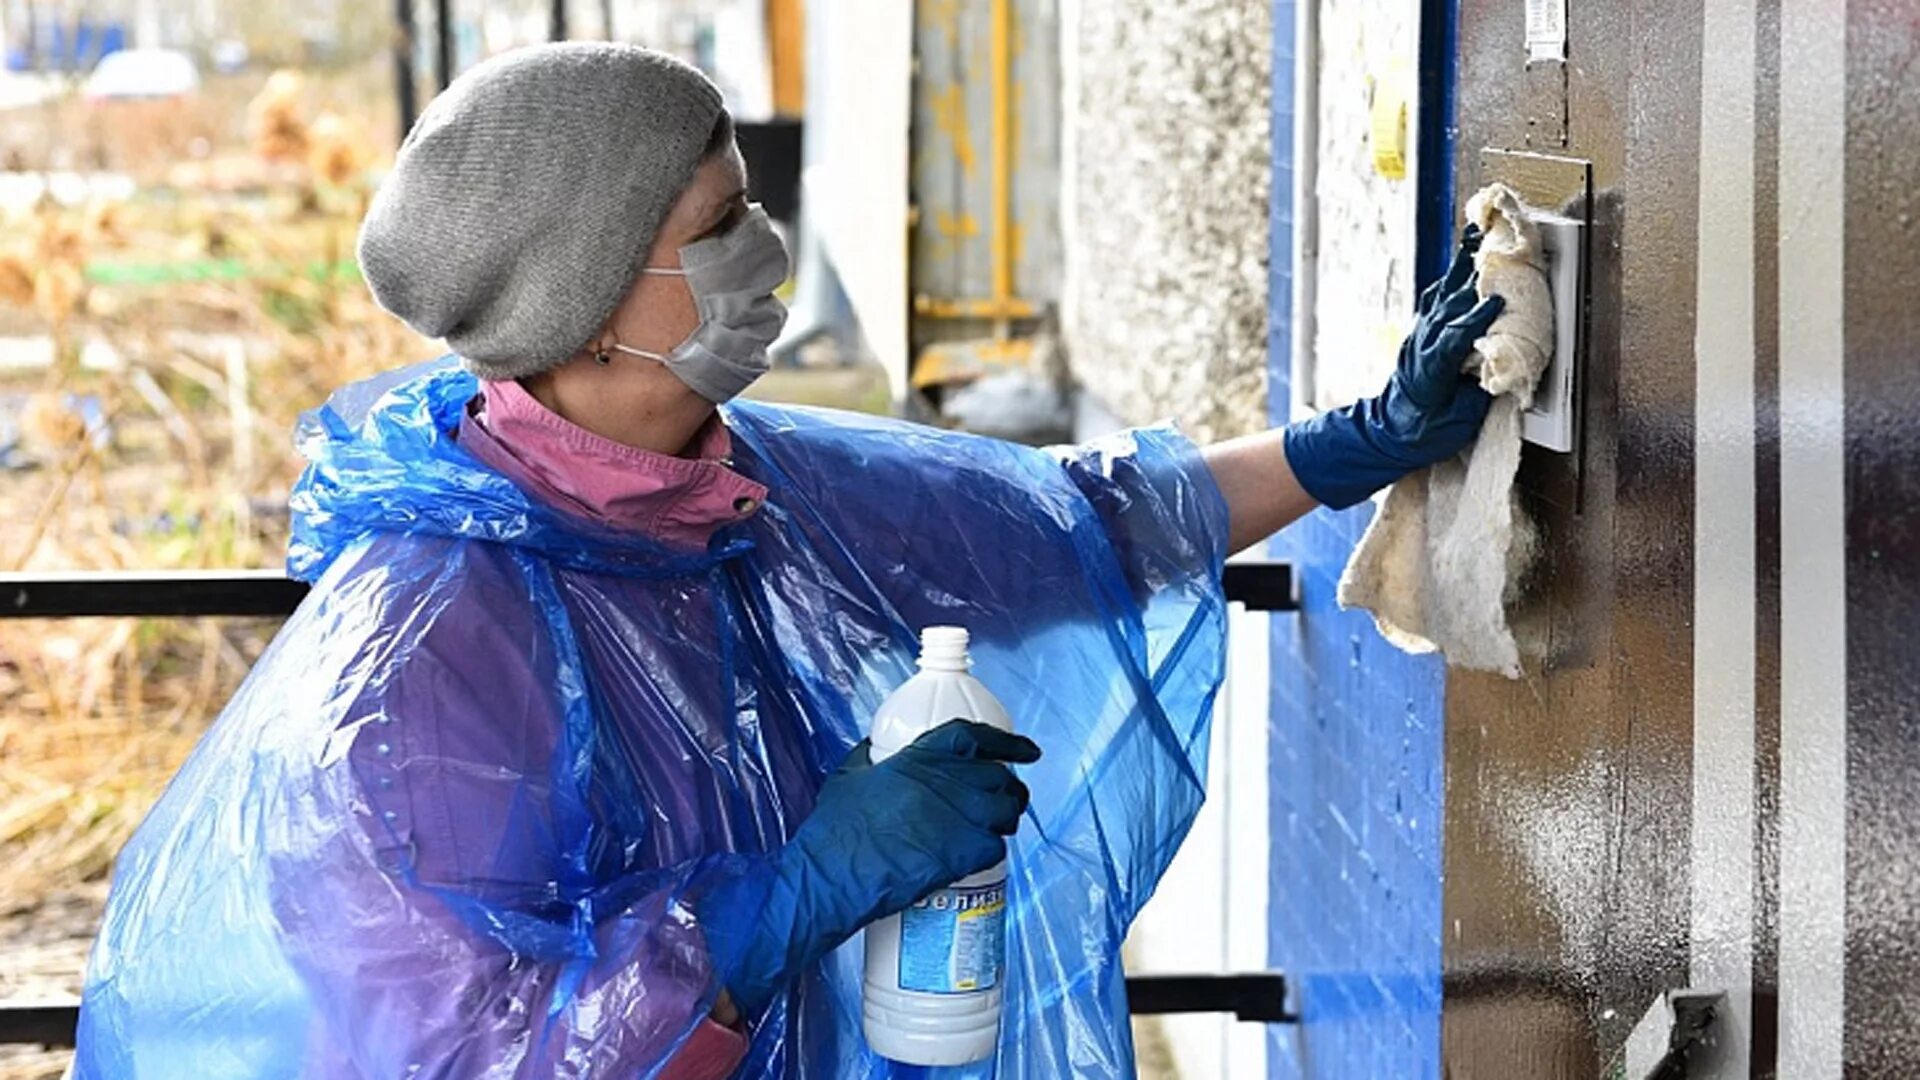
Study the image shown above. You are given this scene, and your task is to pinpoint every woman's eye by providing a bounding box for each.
[696,199,749,243]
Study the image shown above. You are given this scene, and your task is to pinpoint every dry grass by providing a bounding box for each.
[0,617,278,912]
[0,1042,70,1080]
[0,66,398,981]
[0,63,405,1076]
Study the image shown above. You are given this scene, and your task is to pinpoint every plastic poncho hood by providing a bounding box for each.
[77,359,1230,1078]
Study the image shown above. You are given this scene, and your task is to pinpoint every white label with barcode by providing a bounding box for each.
[1526,0,1567,62]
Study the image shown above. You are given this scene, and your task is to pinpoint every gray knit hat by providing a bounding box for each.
[357,43,725,380]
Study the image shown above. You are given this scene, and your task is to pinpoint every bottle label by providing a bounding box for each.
[897,880,1006,994]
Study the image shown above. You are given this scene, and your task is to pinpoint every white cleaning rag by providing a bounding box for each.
[1335,183,1553,678]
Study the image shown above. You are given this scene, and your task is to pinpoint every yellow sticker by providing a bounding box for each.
[1371,85,1409,181]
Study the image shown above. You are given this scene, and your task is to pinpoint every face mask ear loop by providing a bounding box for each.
[610,342,671,363]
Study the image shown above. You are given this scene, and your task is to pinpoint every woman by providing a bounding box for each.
[77,44,1500,1078]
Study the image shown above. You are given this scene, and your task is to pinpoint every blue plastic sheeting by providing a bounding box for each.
[9,21,126,72]
[76,360,1229,1078]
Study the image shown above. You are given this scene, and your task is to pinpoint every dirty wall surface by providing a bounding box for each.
[1061,0,1271,442]
[1308,0,1419,413]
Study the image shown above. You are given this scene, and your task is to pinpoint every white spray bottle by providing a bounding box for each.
[861,626,1012,1066]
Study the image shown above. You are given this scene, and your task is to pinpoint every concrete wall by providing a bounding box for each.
[1059,0,1271,444]
[1307,0,1419,413]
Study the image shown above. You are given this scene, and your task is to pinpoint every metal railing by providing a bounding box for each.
[3,563,1297,619]
[0,562,1298,1047]
[1,974,1293,1050]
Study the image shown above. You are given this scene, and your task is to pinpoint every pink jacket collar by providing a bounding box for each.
[456,378,767,551]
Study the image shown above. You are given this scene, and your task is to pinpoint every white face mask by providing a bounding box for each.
[612,205,791,402]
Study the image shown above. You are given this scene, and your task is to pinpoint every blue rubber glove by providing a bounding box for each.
[1282,226,1507,510]
[714,719,1040,1014]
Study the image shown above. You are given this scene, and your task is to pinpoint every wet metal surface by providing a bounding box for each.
[1447,0,1701,1074]
[1840,6,1920,1074]
[1446,2,1918,1077]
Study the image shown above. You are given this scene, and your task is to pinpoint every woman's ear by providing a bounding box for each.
[581,327,614,365]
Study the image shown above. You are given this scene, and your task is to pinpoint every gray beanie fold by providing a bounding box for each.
[357,43,725,380]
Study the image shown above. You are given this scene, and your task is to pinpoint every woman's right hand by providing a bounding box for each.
[718,720,1040,1014]
[1281,226,1506,510]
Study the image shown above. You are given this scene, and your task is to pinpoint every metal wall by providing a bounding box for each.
[1841,9,1920,1073]
[907,0,1060,394]
[1445,2,1912,1076]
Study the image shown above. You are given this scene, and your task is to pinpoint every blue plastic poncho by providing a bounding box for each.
[77,361,1229,1078]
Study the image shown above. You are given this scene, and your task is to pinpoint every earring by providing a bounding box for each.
[594,347,611,366]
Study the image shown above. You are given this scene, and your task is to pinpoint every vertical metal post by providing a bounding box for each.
[393,0,417,145]
[549,0,567,42]
[1414,0,1461,290]
[23,0,38,72]
[435,0,452,91]
[766,0,805,116]
[988,0,1013,342]
[599,0,614,40]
